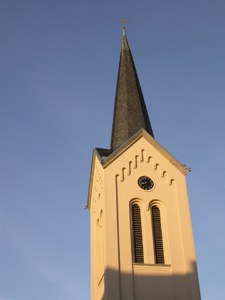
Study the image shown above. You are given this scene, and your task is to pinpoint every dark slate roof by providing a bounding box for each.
[110,28,154,151]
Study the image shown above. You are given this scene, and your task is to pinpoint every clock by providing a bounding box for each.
[138,176,154,190]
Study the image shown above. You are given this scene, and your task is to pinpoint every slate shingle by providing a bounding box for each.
[110,28,154,151]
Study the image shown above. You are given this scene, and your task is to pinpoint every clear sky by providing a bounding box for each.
[1,0,225,299]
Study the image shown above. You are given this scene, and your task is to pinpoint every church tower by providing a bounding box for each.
[87,28,201,300]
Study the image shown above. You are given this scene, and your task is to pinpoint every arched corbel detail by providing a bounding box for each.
[154,163,159,170]
[169,179,175,186]
[134,155,139,169]
[120,167,126,182]
[140,149,145,163]
[127,161,132,176]
[162,171,167,178]
[162,170,170,184]
[154,163,162,177]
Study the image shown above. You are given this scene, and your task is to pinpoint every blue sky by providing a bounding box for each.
[1,0,225,299]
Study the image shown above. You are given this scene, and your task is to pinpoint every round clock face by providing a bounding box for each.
[138,176,154,190]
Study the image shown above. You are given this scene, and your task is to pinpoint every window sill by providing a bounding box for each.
[133,263,171,267]
[133,263,172,273]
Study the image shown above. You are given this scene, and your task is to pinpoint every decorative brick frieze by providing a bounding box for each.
[117,149,175,186]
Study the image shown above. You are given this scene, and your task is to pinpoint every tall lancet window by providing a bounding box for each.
[131,204,144,263]
[151,205,165,264]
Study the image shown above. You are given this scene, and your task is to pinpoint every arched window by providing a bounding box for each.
[131,204,144,263]
[151,205,165,264]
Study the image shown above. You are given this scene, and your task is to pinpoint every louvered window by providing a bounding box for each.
[151,205,165,264]
[132,204,144,263]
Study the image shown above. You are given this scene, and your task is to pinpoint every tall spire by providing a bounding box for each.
[110,28,154,151]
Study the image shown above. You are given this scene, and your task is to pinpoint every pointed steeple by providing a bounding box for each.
[110,27,154,151]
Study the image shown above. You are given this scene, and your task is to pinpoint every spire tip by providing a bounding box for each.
[122,26,126,36]
[120,17,127,36]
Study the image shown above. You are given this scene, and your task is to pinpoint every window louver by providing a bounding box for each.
[152,205,165,264]
[132,204,144,263]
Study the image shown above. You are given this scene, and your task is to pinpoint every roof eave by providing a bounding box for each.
[86,149,103,210]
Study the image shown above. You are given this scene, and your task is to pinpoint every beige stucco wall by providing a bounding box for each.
[89,156,105,300]
[88,133,201,300]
